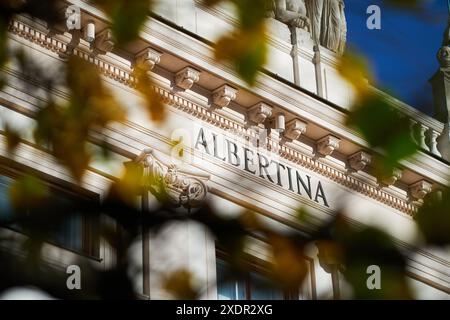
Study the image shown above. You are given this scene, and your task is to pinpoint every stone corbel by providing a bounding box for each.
[135,48,162,71]
[175,67,201,90]
[282,119,307,142]
[409,180,433,201]
[135,149,210,208]
[247,102,273,127]
[212,84,238,109]
[92,28,114,55]
[378,168,402,188]
[348,151,371,172]
[317,135,341,157]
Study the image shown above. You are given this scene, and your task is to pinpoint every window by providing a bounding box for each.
[216,258,292,300]
[0,172,99,257]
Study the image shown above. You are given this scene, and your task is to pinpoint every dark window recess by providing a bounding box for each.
[216,258,296,300]
[0,174,99,258]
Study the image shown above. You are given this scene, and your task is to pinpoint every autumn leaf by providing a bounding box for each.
[215,24,267,86]
[34,57,126,181]
[3,123,21,153]
[269,234,307,290]
[133,68,166,123]
[207,0,271,85]
[90,0,153,46]
[163,269,198,300]
[337,50,374,101]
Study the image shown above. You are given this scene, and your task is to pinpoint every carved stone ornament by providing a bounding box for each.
[247,102,273,125]
[317,135,340,156]
[438,46,450,68]
[379,168,402,187]
[283,119,307,141]
[175,67,201,90]
[93,28,114,55]
[268,0,310,31]
[136,48,162,71]
[135,149,210,208]
[348,151,371,172]
[409,180,433,201]
[212,84,238,109]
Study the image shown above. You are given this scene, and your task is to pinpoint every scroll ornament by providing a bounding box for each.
[136,149,209,208]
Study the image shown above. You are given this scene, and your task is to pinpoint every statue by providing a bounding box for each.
[268,0,347,54]
[305,0,347,54]
[438,17,450,67]
[269,0,311,31]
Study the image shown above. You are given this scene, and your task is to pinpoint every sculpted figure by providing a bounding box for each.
[304,0,323,43]
[305,0,347,54]
[271,0,310,31]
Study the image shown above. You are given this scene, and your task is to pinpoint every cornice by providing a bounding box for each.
[193,0,238,27]
[5,17,445,216]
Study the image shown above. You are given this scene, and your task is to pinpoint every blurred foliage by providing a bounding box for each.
[0,0,447,301]
[33,57,125,181]
[347,94,417,175]
[163,269,199,300]
[320,216,412,299]
[383,0,428,9]
[90,0,153,46]
[416,189,450,246]
[3,123,20,153]
[133,67,166,122]
[337,50,373,101]
[204,0,270,85]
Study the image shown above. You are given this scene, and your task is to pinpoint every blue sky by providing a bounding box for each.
[345,0,448,115]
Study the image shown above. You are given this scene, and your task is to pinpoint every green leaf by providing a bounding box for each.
[91,0,152,46]
[416,189,450,246]
[347,94,417,174]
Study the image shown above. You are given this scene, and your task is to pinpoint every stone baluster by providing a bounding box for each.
[437,123,450,161]
[426,128,442,157]
[409,119,418,145]
[415,122,429,151]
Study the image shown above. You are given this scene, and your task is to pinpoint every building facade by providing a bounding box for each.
[0,0,449,299]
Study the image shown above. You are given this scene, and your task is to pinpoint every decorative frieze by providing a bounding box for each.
[175,66,201,90]
[348,151,371,172]
[379,168,402,187]
[9,18,424,216]
[247,102,273,126]
[212,84,238,109]
[283,119,307,141]
[135,48,162,71]
[317,135,341,157]
[410,180,433,201]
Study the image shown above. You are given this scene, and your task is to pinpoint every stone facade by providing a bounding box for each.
[0,0,449,299]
